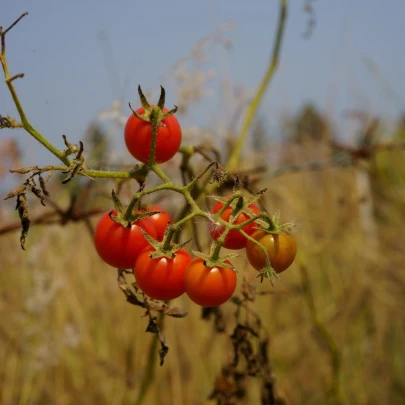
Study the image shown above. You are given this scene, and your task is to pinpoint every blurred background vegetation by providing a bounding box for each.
[1,1,405,404]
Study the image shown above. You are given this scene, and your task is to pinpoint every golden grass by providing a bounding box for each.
[1,147,404,405]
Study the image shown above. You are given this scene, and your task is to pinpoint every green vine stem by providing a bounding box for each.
[226,0,288,172]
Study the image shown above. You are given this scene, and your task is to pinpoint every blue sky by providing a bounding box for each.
[1,0,405,169]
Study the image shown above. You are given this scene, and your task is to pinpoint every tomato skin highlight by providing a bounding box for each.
[184,258,237,307]
[246,230,297,273]
[94,210,156,269]
[209,198,260,250]
[147,205,172,241]
[124,107,182,164]
[134,246,191,300]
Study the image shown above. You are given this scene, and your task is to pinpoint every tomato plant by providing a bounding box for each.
[134,246,191,300]
[209,198,260,250]
[246,230,297,273]
[125,107,182,164]
[94,210,157,269]
[184,258,237,307]
[147,205,172,241]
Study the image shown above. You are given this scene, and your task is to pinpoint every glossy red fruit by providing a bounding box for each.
[134,246,192,300]
[94,210,156,269]
[147,205,172,241]
[124,107,182,164]
[184,258,237,307]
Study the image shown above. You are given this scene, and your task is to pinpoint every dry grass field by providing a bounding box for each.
[1,136,404,405]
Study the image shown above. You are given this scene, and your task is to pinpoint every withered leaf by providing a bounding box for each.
[145,316,159,334]
[4,184,27,200]
[165,306,188,318]
[16,193,30,250]
[39,175,50,196]
[9,166,38,174]
[144,298,169,313]
[29,184,46,206]
[159,340,169,366]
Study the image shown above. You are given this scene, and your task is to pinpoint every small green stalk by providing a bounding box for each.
[147,108,160,167]
[215,193,244,217]
[161,211,198,251]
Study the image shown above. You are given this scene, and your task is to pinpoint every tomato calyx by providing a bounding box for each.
[108,189,163,228]
[192,250,238,271]
[254,210,298,235]
[140,227,191,260]
[257,265,279,284]
[128,85,178,127]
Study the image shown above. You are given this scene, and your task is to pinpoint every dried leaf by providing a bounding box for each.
[145,298,169,313]
[4,184,27,200]
[145,316,159,334]
[44,169,53,183]
[39,175,50,196]
[9,166,37,174]
[29,184,46,206]
[165,306,188,318]
[16,193,30,250]
[159,339,169,366]
[0,115,19,129]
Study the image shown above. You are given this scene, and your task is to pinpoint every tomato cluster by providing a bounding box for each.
[94,196,297,307]
[93,97,297,308]
[94,204,237,306]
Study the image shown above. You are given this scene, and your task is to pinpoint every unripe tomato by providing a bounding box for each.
[134,246,191,300]
[246,230,297,273]
[184,258,237,307]
[124,107,182,164]
[94,210,156,269]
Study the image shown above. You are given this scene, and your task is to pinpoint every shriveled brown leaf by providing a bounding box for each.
[15,193,30,250]
[4,184,26,200]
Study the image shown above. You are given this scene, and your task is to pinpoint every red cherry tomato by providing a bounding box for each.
[94,210,156,269]
[147,205,172,241]
[124,107,182,164]
[184,258,237,307]
[134,246,191,300]
[209,197,260,250]
[246,230,297,273]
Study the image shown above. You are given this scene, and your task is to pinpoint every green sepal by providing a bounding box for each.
[111,189,125,216]
[157,85,165,110]
[128,85,178,126]
[128,102,149,123]
[192,250,236,270]
[110,190,129,227]
[272,211,280,228]
[257,265,279,284]
[138,85,150,110]
[139,229,191,260]
[256,209,298,234]
[162,105,178,120]
[244,188,267,206]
